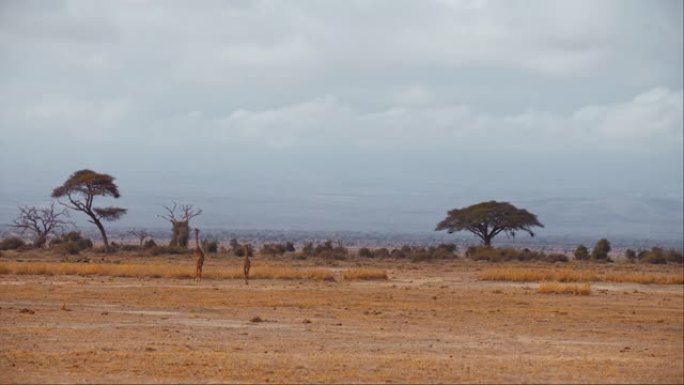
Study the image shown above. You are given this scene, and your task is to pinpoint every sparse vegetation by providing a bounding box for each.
[480,267,683,285]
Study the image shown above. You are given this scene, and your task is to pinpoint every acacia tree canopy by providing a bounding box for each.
[435,201,543,246]
[51,169,126,252]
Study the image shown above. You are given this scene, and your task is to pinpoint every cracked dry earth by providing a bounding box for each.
[1,262,683,384]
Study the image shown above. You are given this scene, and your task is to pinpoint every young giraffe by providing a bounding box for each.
[243,244,252,285]
[193,228,205,282]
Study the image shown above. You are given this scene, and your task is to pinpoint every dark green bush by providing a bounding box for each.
[573,245,590,261]
[624,249,637,262]
[202,240,218,253]
[0,237,26,250]
[591,239,611,261]
[50,232,92,255]
[638,247,682,264]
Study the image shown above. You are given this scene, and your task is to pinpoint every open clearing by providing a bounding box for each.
[1,253,682,384]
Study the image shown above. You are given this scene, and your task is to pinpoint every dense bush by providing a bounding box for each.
[202,239,218,253]
[0,237,26,250]
[624,249,637,262]
[638,247,683,264]
[355,243,458,261]
[573,245,590,261]
[298,240,348,260]
[464,246,568,263]
[49,232,93,255]
[143,239,157,249]
[260,242,295,255]
[591,238,612,261]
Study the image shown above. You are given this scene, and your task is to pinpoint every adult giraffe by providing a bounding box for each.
[193,228,205,282]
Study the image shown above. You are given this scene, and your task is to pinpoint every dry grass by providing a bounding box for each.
[480,267,683,285]
[343,268,389,281]
[479,267,597,283]
[538,281,592,295]
[602,271,684,285]
[0,261,336,281]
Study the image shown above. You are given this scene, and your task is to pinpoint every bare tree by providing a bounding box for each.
[159,202,202,247]
[12,202,71,247]
[128,229,152,248]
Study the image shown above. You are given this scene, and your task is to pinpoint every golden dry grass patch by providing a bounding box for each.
[602,271,684,285]
[538,281,592,295]
[0,261,337,281]
[343,268,388,281]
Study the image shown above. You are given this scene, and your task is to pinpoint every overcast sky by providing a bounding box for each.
[0,0,682,240]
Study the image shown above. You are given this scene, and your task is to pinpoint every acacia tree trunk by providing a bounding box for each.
[87,212,110,253]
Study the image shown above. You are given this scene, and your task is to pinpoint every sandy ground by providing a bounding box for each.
[1,257,682,384]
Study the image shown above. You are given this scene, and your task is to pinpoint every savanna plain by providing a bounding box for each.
[1,251,682,384]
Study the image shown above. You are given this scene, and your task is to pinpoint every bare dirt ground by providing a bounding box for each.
[1,255,682,384]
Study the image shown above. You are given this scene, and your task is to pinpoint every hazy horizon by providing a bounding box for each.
[1,1,682,243]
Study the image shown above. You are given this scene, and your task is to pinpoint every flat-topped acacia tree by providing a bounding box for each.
[435,201,543,246]
[51,169,127,253]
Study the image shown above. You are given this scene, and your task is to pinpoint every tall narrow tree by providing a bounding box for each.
[51,169,127,253]
[436,201,543,246]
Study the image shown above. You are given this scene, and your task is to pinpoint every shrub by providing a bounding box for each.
[638,247,683,264]
[143,239,157,249]
[545,253,569,263]
[0,237,26,250]
[574,245,590,261]
[591,239,611,261]
[624,249,637,262]
[260,242,295,255]
[202,240,218,253]
[148,246,192,256]
[358,247,374,258]
[49,232,92,255]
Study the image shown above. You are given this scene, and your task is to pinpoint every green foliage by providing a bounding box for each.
[436,201,543,246]
[0,237,26,250]
[591,238,612,261]
[574,245,590,261]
